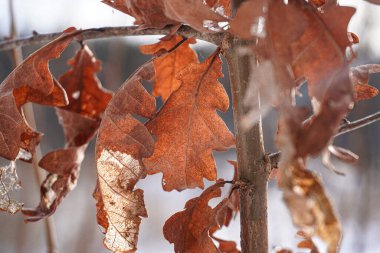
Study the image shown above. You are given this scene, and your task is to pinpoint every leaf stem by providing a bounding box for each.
[8,1,59,253]
[0,25,224,51]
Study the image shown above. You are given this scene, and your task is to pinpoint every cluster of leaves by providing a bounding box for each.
[2,0,380,253]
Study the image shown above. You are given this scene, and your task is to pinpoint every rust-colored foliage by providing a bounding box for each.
[247,1,356,251]
[3,0,380,252]
[102,0,227,32]
[280,160,341,253]
[144,51,235,191]
[297,231,320,253]
[0,28,81,161]
[164,182,230,253]
[140,35,199,101]
[264,0,355,99]
[22,45,112,221]
[95,62,155,252]
[351,64,380,101]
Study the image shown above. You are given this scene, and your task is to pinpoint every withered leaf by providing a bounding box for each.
[265,0,355,100]
[351,64,380,101]
[140,35,199,101]
[22,45,112,221]
[297,231,320,253]
[280,160,341,253]
[95,62,155,252]
[0,161,22,214]
[144,51,235,191]
[229,0,268,39]
[164,182,229,253]
[102,0,179,29]
[103,0,227,32]
[0,28,81,161]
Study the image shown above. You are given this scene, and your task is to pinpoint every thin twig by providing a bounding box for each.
[269,111,380,169]
[8,1,59,253]
[0,25,224,51]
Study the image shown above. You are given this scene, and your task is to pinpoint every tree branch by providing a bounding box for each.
[0,25,224,51]
[269,111,380,169]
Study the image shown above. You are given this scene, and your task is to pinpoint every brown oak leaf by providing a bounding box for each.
[277,156,341,253]
[0,27,81,161]
[144,51,235,191]
[22,45,112,221]
[164,182,230,253]
[102,0,227,32]
[351,64,380,101]
[140,35,199,101]
[296,231,320,253]
[95,62,155,252]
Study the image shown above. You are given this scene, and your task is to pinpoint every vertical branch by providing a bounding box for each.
[225,1,269,252]
[225,47,269,253]
[8,1,59,253]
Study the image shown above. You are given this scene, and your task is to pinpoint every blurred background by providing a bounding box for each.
[0,0,380,252]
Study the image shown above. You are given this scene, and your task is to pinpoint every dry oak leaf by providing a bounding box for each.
[140,35,199,101]
[102,0,179,29]
[229,0,268,39]
[264,0,355,100]
[296,231,320,253]
[0,28,81,161]
[280,160,341,253]
[95,62,156,253]
[144,51,235,191]
[22,45,112,221]
[351,64,380,101]
[164,182,230,253]
[102,0,227,32]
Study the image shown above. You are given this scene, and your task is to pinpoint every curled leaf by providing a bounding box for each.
[95,62,155,252]
[144,51,235,191]
[22,45,112,221]
[0,28,81,161]
[280,160,341,253]
[351,64,380,101]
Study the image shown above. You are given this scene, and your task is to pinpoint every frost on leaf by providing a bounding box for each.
[144,51,235,191]
[95,62,155,252]
[0,28,81,161]
[0,161,22,214]
[22,45,112,221]
[164,182,231,253]
[140,35,199,101]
